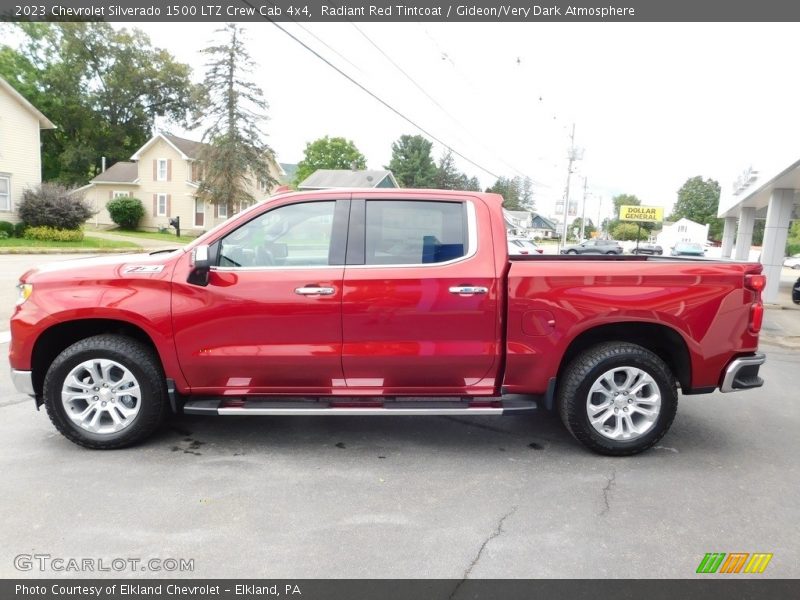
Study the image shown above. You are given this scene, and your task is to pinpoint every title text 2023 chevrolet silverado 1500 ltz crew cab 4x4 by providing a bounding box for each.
[9,189,766,455]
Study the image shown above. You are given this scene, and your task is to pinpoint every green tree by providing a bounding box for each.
[386,134,436,188]
[433,150,462,190]
[194,23,277,212]
[487,176,523,210]
[612,193,642,218]
[0,23,197,184]
[520,177,535,210]
[573,217,596,239]
[669,176,723,240]
[294,136,367,187]
[611,222,649,241]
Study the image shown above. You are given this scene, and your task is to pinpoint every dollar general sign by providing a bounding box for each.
[619,205,664,222]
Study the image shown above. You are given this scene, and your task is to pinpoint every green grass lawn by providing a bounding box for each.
[91,229,196,243]
[0,237,140,249]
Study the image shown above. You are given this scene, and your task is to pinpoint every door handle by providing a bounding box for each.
[449,286,489,295]
[295,286,335,296]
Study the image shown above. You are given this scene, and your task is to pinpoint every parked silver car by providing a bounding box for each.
[560,239,623,255]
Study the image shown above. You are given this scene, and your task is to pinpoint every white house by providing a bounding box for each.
[0,76,55,223]
[656,218,709,250]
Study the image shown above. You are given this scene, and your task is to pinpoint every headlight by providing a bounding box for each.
[16,283,33,305]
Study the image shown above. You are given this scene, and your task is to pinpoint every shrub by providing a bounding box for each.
[18,183,93,230]
[14,222,27,238]
[0,221,13,237]
[0,231,8,240]
[107,197,145,230]
[23,226,84,242]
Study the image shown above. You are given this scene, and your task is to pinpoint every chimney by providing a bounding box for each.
[101,156,106,173]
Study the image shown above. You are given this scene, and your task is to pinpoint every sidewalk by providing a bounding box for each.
[761,271,800,348]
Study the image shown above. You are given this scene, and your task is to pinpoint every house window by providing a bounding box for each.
[157,194,168,216]
[259,178,269,193]
[678,224,687,233]
[218,203,228,218]
[191,162,203,182]
[0,176,9,211]
[194,198,205,228]
[157,159,168,181]
[113,191,130,199]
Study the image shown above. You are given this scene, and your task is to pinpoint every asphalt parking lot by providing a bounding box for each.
[1,254,798,579]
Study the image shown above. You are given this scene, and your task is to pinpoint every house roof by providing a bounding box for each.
[130,133,204,160]
[91,161,139,184]
[532,214,558,230]
[298,169,398,190]
[0,75,55,129]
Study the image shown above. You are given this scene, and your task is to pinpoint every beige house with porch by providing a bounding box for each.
[0,76,55,224]
[81,133,283,232]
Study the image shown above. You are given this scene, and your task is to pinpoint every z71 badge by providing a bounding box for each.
[123,265,165,274]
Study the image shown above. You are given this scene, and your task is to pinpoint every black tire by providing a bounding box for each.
[43,335,167,449]
[567,249,578,255]
[606,251,617,255]
[557,342,678,456]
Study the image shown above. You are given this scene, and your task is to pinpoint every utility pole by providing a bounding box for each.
[597,196,603,238]
[559,124,582,250]
[580,177,588,241]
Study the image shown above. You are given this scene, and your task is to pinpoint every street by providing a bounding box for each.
[1,254,798,579]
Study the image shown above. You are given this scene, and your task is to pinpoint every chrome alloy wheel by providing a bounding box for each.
[61,359,142,434]
[586,366,661,441]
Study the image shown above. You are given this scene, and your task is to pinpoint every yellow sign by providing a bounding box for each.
[619,205,664,222]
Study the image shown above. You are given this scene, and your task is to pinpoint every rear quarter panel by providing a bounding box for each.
[504,259,762,394]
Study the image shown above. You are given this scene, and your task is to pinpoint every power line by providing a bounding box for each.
[351,23,543,186]
[242,0,502,180]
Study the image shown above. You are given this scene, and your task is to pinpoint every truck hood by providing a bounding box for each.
[19,250,183,283]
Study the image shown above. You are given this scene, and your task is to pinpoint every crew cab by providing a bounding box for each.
[9,189,766,455]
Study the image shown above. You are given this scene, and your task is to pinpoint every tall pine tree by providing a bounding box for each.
[195,24,276,212]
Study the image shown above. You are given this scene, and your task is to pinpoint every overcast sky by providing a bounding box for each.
[128,21,799,221]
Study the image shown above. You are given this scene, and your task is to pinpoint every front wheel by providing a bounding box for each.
[567,249,578,255]
[557,342,678,456]
[43,335,168,449]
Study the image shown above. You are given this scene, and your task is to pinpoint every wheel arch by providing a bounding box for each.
[31,319,163,399]
[557,322,692,393]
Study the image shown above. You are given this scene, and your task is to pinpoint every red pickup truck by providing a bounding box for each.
[9,189,766,455]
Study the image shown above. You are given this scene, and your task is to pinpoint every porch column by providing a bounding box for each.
[761,189,794,304]
[733,207,756,261]
[720,217,737,258]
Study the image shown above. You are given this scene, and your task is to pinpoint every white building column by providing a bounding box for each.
[761,189,794,304]
[720,217,737,258]
[733,207,756,261]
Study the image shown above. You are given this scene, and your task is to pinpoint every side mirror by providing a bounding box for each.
[188,244,211,286]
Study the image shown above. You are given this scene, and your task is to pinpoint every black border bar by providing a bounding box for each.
[3,0,800,22]
[3,579,799,600]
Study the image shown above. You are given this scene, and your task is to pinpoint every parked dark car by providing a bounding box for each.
[560,239,623,255]
[631,243,663,255]
[793,277,800,305]
[671,242,705,257]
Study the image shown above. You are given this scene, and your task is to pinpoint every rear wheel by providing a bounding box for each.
[43,335,167,449]
[557,342,678,456]
[567,249,578,255]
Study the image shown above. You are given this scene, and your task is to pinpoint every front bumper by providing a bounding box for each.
[720,353,766,393]
[10,369,34,396]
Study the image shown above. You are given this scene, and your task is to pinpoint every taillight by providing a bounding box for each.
[750,303,764,333]
[536,249,544,254]
[745,273,765,334]
[745,274,766,292]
